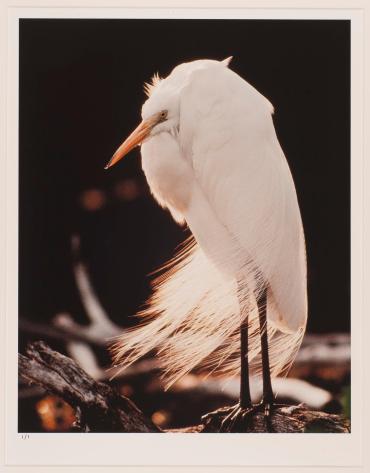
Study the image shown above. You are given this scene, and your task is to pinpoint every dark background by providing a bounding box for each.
[19,19,350,338]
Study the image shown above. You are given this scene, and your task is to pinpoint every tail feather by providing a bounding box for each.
[110,236,306,388]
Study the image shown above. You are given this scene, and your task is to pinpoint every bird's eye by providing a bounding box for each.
[159,110,168,121]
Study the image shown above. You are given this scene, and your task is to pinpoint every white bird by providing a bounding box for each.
[105,57,307,431]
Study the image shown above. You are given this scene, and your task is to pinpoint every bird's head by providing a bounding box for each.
[105,57,232,169]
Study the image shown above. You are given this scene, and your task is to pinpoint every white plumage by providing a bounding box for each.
[108,58,307,389]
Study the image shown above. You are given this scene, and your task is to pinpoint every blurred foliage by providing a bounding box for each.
[340,385,351,420]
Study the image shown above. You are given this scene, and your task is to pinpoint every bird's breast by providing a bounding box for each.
[141,132,194,217]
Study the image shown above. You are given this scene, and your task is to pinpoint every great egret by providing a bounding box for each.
[105,57,307,431]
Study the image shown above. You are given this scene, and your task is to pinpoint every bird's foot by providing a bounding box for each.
[202,401,295,432]
[201,403,255,432]
[254,400,274,432]
[250,401,296,432]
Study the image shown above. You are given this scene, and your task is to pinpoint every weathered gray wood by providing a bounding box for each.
[198,404,350,433]
[19,341,160,433]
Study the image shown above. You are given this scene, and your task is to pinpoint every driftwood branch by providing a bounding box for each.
[199,405,350,433]
[19,341,350,434]
[19,341,159,433]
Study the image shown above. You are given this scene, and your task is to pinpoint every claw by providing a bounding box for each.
[218,404,254,432]
[201,406,230,422]
[220,405,239,432]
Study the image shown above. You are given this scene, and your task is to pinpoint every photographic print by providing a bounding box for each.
[5,4,366,469]
[17,16,351,435]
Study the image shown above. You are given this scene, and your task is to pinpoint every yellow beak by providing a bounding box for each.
[105,118,154,169]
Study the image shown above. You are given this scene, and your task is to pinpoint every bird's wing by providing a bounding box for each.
[179,64,307,332]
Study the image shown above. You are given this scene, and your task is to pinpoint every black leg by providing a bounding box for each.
[240,316,252,408]
[257,287,274,405]
[202,285,277,432]
[215,311,253,431]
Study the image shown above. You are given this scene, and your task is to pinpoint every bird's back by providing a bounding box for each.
[178,63,307,333]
